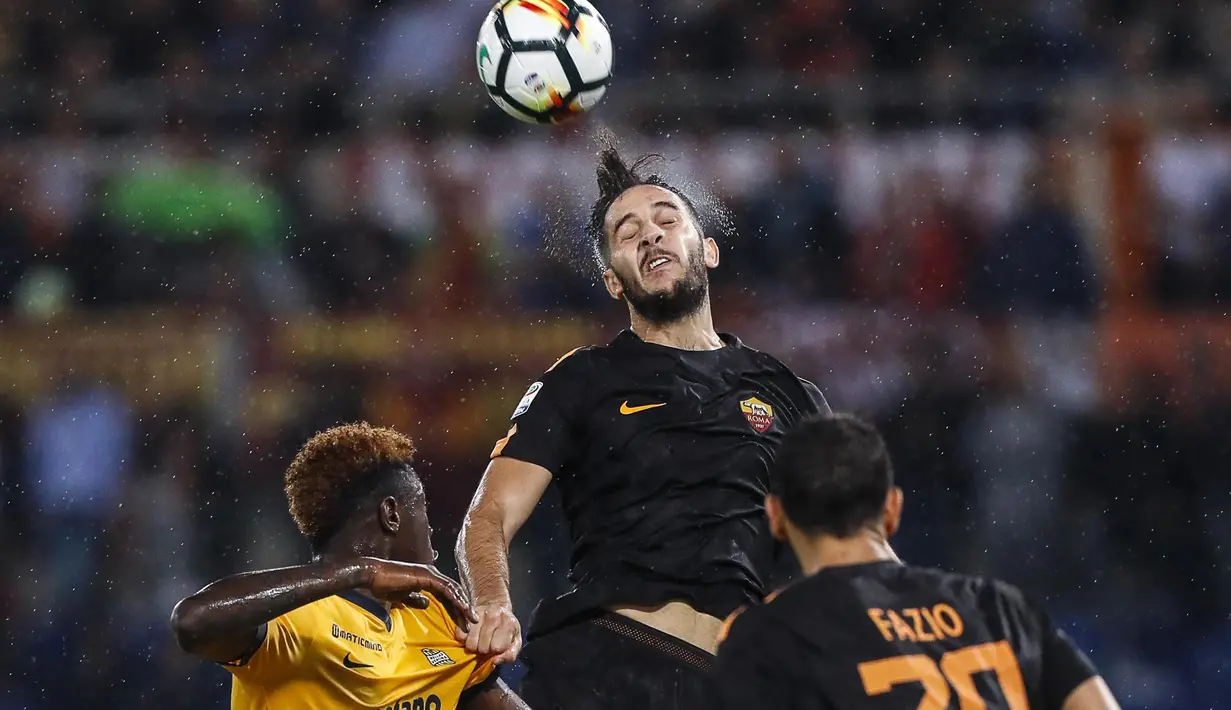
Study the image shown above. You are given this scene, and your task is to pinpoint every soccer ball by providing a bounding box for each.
[476,0,613,124]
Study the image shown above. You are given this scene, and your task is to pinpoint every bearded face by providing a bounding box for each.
[601,184,717,325]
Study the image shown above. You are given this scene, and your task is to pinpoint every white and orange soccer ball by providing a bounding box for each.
[476,0,613,124]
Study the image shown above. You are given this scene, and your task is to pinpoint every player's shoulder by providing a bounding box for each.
[389,593,484,656]
[265,593,377,644]
[514,345,600,406]
[393,591,459,634]
[546,344,598,371]
[725,335,794,369]
[797,377,826,399]
[924,566,1033,607]
[287,594,350,626]
[532,344,604,382]
[744,562,999,617]
[975,575,1049,625]
[887,563,1011,598]
[716,587,794,651]
[897,565,1045,627]
[538,333,680,378]
[716,603,768,653]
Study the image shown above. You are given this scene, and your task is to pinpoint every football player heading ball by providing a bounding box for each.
[456,134,832,710]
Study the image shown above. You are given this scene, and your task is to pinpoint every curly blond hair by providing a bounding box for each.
[284,422,416,548]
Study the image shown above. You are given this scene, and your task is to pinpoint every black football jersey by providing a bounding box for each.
[491,330,831,638]
[713,561,1099,710]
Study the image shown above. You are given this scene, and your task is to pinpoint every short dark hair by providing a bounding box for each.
[587,132,703,263]
[284,422,421,550]
[770,414,894,537]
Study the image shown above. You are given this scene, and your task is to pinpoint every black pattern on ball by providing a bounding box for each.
[486,0,612,124]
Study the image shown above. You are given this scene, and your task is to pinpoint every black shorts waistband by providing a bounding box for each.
[590,611,716,673]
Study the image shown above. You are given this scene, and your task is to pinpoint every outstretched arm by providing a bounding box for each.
[459,350,585,662]
[171,558,472,664]
[455,456,552,662]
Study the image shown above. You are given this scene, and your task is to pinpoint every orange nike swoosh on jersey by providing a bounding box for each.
[620,401,666,415]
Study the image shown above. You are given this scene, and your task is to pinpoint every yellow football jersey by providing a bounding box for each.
[224,591,496,709]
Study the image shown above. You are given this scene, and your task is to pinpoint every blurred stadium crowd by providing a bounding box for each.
[0,0,1229,708]
[4,0,1231,88]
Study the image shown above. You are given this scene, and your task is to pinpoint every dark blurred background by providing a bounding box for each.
[0,0,1229,707]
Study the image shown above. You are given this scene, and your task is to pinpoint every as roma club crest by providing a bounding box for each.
[740,397,775,433]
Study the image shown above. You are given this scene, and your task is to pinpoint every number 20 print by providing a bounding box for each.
[858,641,1029,710]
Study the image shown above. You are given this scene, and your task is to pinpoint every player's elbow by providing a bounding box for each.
[457,501,503,558]
[169,595,211,654]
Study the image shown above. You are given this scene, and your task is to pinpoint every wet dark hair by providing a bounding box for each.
[586,132,703,264]
[770,414,895,538]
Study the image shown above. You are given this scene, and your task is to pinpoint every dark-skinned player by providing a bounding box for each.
[171,423,530,710]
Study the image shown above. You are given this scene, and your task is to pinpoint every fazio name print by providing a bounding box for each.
[867,604,965,643]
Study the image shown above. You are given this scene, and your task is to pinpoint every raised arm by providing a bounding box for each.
[456,349,588,663]
[171,558,472,664]
[456,456,552,663]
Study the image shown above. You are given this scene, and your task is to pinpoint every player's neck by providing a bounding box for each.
[630,304,722,351]
[314,539,393,570]
[314,541,396,606]
[790,530,900,577]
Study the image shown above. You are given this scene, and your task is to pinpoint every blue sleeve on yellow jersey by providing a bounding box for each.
[220,609,309,680]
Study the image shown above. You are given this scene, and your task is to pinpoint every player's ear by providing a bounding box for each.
[883,487,904,538]
[602,267,623,300]
[765,494,788,541]
[378,496,400,535]
[702,236,719,269]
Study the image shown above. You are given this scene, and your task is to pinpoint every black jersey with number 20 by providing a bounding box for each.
[714,561,1099,710]
[491,330,830,639]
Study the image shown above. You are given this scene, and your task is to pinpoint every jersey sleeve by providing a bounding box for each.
[489,348,587,475]
[995,582,1099,710]
[220,609,310,680]
[1033,606,1099,709]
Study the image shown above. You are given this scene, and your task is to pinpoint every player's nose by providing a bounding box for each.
[640,226,664,245]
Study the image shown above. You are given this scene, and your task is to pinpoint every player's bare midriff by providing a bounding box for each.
[610,601,725,655]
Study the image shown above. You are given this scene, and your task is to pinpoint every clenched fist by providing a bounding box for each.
[458,603,522,664]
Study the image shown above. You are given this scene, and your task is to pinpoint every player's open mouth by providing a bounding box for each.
[643,256,673,274]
